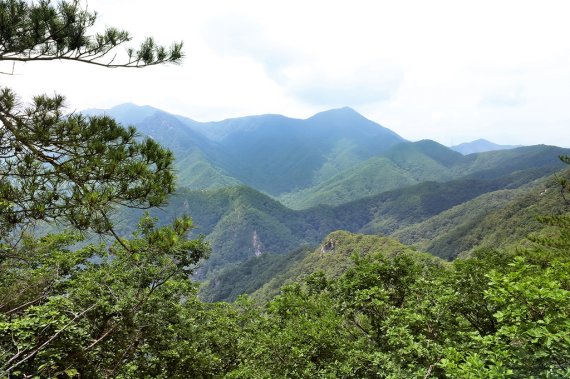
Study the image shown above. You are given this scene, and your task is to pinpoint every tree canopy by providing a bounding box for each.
[0,1,210,376]
[0,0,186,238]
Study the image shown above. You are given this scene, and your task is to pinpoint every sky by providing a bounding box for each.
[2,0,570,146]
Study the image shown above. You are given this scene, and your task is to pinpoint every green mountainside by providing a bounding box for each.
[86,104,570,211]
[200,231,417,302]
[395,170,569,259]
[87,104,570,300]
[121,162,560,284]
[281,141,568,209]
[85,104,406,195]
[278,140,462,209]
[199,169,569,302]
[278,152,449,209]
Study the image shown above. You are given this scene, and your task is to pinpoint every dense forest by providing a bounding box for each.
[1,1,570,378]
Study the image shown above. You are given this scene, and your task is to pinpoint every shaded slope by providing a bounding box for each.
[279,157,423,209]
[198,168,570,302]
[200,231,430,303]
[393,170,570,259]
[84,104,407,195]
[452,145,568,179]
[208,107,406,194]
[391,190,520,259]
[280,140,462,209]
[133,166,549,279]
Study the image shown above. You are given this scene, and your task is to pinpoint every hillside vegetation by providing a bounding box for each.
[394,171,569,259]
[4,2,570,377]
[200,231,416,302]
[123,167,546,278]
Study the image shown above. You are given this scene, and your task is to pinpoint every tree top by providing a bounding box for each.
[0,0,183,71]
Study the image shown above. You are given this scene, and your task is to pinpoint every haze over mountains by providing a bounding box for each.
[86,104,570,298]
[451,138,522,155]
[85,103,535,204]
[85,104,405,196]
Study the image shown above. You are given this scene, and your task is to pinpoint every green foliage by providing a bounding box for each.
[0,0,184,237]
[225,223,570,377]
[440,253,570,377]
[0,0,183,68]
[0,90,175,235]
[227,285,368,379]
[250,231,417,303]
[0,215,209,376]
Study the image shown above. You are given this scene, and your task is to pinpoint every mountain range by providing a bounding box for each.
[85,104,543,208]
[84,104,404,196]
[85,104,570,300]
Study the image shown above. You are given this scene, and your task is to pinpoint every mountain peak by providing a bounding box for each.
[451,139,522,155]
[82,102,161,125]
[305,107,405,143]
[309,106,362,120]
[334,106,358,113]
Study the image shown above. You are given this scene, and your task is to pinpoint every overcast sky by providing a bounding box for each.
[2,0,570,146]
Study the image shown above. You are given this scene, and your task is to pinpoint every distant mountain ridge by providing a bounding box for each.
[451,138,522,155]
[279,141,566,209]
[84,104,406,195]
[84,104,552,209]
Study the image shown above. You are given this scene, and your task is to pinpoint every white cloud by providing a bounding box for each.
[2,0,570,146]
[480,86,525,107]
[287,63,403,106]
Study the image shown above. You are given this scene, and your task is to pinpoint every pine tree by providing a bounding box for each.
[0,1,210,376]
[0,0,184,237]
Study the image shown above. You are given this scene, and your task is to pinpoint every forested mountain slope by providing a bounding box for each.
[86,104,570,210]
[196,171,570,301]
[200,231,417,302]
[280,142,569,209]
[394,169,570,259]
[85,104,406,194]
[118,164,556,283]
[90,104,570,288]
